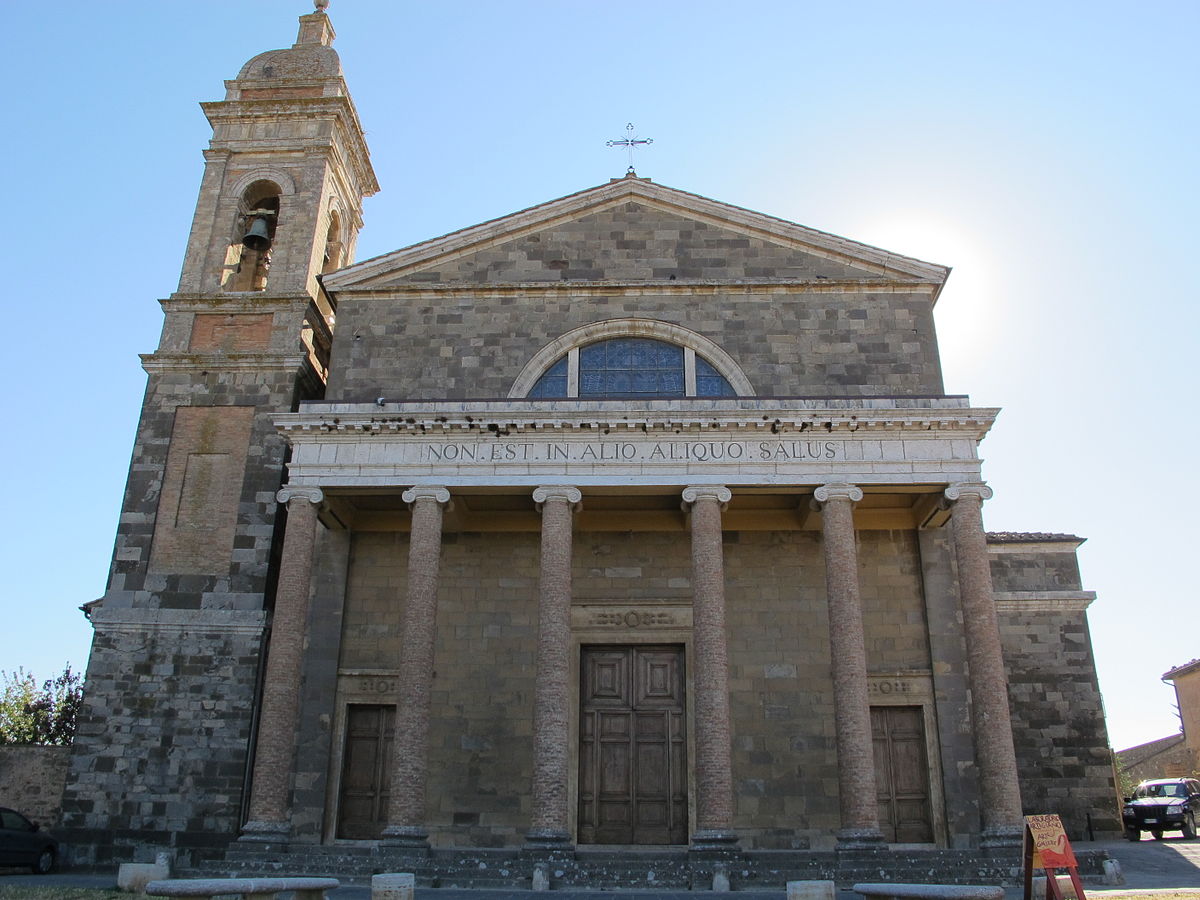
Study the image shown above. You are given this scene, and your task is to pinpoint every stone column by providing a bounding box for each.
[945,482,1024,846]
[382,485,451,849]
[527,486,582,850]
[813,482,883,848]
[682,485,738,851]
[241,485,324,840]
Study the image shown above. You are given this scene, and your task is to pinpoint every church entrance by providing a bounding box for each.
[871,705,934,842]
[336,704,394,839]
[578,645,688,844]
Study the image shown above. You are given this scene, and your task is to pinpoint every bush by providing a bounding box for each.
[0,666,83,745]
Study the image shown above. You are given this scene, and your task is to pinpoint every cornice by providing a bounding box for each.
[327,279,942,300]
[142,352,309,374]
[274,400,998,440]
[994,591,1096,612]
[161,292,314,313]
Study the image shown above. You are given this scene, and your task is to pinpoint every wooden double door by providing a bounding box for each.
[578,645,688,844]
[871,705,934,843]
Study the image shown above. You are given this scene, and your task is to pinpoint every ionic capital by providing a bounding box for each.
[532,485,582,513]
[813,482,863,505]
[681,485,732,511]
[945,482,993,504]
[402,485,452,508]
[276,485,324,506]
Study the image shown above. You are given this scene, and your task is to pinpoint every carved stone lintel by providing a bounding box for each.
[276,485,324,506]
[813,482,863,504]
[401,485,451,508]
[681,484,732,511]
[945,481,993,503]
[532,485,582,512]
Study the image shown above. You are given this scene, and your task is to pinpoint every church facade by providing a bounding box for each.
[61,9,1118,870]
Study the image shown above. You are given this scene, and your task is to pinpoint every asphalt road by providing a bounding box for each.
[0,836,1197,898]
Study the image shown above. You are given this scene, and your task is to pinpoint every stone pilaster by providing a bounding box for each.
[813,482,883,848]
[945,482,1024,846]
[527,486,582,850]
[382,485,451,849]
[241,485,324,840]
[681,485,738,851]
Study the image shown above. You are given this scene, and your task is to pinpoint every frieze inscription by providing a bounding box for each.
[424,439,842,464]
[573,604,693,631]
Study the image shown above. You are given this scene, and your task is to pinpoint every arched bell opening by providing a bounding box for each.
[222,180,281,292]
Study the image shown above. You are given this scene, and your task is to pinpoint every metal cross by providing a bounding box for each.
[607,123,653,175]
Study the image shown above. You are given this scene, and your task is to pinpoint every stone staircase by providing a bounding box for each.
[182,842,1114,890]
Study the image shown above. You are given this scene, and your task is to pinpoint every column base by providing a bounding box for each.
[523,828,575,856]
[835,827,886,850]
[380,824,431,852]
[238,819,290,843]
[980,823,1024,850]
[689,828,740,853]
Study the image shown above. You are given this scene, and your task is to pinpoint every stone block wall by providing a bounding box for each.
[325,525,943,850]
[998,604,1119,838]
[59,611,265,866]
[325,206,944,402]
[0,745,69,826]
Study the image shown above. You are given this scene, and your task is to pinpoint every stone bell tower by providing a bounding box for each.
[60,6,377,866]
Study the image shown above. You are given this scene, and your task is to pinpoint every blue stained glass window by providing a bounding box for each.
[695,356,736,397]
[528,356,569,398]
[527,338,735,398]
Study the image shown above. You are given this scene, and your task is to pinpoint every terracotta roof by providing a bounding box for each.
[986,532,1084,543]
[1116,732,1185,763]
[1164,658,1200,681]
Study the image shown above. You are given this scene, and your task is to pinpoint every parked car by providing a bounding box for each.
[0,807,58,873]
[1122,777,1200,841]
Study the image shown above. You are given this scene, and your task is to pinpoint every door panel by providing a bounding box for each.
[579,645,687,844]
[871,705,933,843]
[337,704,395,840]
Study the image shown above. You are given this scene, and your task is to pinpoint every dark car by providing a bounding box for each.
[1122,777,1200,841]
[0,807,58,873]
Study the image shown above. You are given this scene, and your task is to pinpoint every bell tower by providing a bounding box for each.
[60,5,377,866]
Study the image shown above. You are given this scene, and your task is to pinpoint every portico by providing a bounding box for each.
[249,396,1022,851]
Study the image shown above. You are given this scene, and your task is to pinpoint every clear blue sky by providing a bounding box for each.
[2,1,1196,753]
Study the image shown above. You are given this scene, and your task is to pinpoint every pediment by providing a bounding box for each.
[324,176,949,291]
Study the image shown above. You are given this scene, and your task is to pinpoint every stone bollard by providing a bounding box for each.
[532,863,550,892]
[1102,859,1124,885]
[788,881,836,900]
[118,856,171,894]
[372,873,415,900]
[712,864,730,892]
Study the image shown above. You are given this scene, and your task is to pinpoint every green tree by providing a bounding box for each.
[0,665,83,745]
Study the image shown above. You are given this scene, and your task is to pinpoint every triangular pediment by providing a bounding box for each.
[324,176,948,291]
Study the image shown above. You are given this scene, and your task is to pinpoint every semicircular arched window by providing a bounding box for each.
[527,337,736,399]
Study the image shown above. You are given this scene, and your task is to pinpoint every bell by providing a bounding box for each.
[242,216,272,252]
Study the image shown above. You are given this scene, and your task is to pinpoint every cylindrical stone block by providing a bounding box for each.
[244,487,324,834]
[372,873,415,900]
[682,485,736,845]
[814,482,883,845]
[945,482,1024,843]
[528,486,581,845]
[385,486,450,843]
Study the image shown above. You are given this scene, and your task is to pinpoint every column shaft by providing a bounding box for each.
[815,483,883,846]
[946,483,1024,843]
[527,486,581,847]
[384,486,450,846]
[683,485,736,849]
[243,486,323,838]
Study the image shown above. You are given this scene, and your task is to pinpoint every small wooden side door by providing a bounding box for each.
[337,704,394,839]
[871,705,934,843]
[578,645,687,844]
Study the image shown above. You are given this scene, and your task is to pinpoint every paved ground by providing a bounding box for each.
[0,836,1197,897]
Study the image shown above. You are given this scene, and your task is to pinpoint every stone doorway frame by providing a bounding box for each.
[570,600,696,845]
